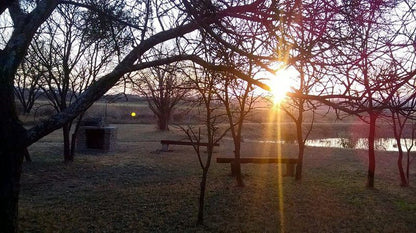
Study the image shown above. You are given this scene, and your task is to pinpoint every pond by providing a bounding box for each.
[243,138,416,152]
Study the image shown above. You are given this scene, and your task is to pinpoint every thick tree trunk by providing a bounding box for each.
[0,148,24,233]
[157,114,169,131]
[366,115,376,188]
[62,123,73,162]
[0,47,29,233]
[70,114,84,157]
[0,114,26,233]
[23,148,32,162]
[70,128,80,158]
[70,132,77,158]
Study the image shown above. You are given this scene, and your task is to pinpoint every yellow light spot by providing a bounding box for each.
[131,112,136,117]
[268,67,296,104]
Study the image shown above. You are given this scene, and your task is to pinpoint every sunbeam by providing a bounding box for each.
[275,103,285,232]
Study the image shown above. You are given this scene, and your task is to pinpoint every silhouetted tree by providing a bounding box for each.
[134,62,190,131]
[30,5,114,162]
[279,0,336,181]
[309,1,411,188]
[337,1,416,188]
[383,63,416,186]
[217,65,258,187]
[182,67,229,225]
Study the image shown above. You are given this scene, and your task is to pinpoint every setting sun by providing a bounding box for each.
[268,68,297,104]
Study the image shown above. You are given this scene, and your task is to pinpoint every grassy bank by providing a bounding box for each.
[20,124,416,232]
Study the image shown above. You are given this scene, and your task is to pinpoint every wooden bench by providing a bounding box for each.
[216,157,298,177]
[160,140,219,152]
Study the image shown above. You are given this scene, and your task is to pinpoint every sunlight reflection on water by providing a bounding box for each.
[243,138,416,152]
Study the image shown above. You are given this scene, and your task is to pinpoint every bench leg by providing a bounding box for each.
[285,163,295,177]
[161,144,169,152]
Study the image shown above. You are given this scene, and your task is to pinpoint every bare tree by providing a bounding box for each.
[134,62,190,131]
[278,0,336,181]
[182,67,229,225]
[384,63,416,186]
[307,1,409,188]
[337,1,416,188]
[30,5,114,162]
[389,107,416,187]
[281,68,320,181]
[217,66,258,187]
[386,0,416,187]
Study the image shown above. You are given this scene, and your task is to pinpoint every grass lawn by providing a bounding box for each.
[20,124,416,232]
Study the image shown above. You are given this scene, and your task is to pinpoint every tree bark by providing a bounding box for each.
[295,113,304,181]
[391,113,408,186]
[0,3,58,230]
[233,138,244,187]
[0,84,27,232]
[295,144,304,180]
[62,123,73,162]
[157,113,169,131]
[0,37,30,233]
[197,168,208,225]
[395,139,408,186]
[70,114,84,158]
[366,114,377,188]
[23,148,32,162]
[406,151,410,184]
[0,148,24,233]
[0,73,26,232]
[70,132,77,158]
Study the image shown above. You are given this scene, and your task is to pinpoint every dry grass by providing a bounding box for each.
[19,124,416,232]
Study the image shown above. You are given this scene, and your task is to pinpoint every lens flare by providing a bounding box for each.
[276,104,285,232]
[268,67,297,104]
[263,103,286,232]
[270,77,291,104]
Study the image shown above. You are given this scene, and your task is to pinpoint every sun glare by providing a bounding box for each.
[269,68,297,104]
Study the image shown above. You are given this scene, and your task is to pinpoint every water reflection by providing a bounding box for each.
[244,138,416,152]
